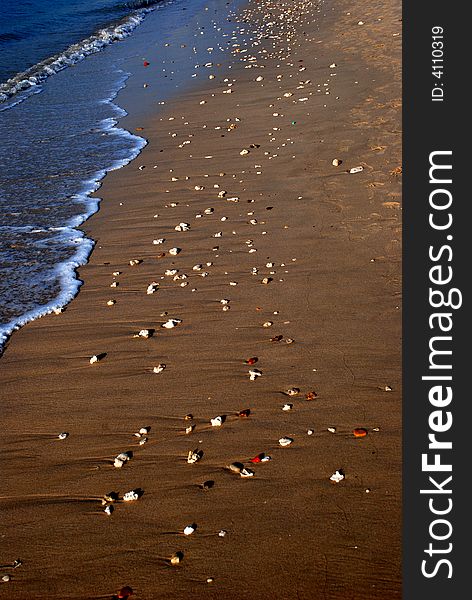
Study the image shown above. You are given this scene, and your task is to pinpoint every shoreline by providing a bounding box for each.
[0,0,402,598]
[0,0,245,354]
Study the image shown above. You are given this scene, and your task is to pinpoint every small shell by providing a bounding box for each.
[104,504,114,516]
[330,469,345,483]
[218,529,227,537]
[162,318,182,329]
[245,357,258,365]
[169,247,181,256]
[240,467,255,478]
[175,222,191,232]
[170,551,184,565]
[183,524,196,536]
[153,364,166,373]
[58,432,69,440]
[107,299,116,306]
[187,449,203,464]
[135,329,151,339]
[210,416,223,427]
[122,490,140,502]
[249,368,262,381]
[146,282,159,294]
[103,491,119,503]
[349,166,363,174]
[238,408,251,417]
[278,437,294,447]
[282,403,293,411]
[250,452,268,463]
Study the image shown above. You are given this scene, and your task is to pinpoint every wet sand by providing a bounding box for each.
[0,0,402,598]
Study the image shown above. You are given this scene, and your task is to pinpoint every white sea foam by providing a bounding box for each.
[0,82,146,353]
[0,7,154,105]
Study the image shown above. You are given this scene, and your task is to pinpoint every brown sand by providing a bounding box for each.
[0,0,402,598]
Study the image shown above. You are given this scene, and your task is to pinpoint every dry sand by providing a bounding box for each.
[0,0,402,598]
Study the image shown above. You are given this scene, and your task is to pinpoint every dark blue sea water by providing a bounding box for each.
[0,1,162,86]
[0,0,243,350]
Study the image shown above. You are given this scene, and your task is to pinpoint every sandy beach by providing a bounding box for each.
[0,0,402,598]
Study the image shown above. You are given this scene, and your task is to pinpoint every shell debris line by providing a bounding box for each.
[0,0,401,596]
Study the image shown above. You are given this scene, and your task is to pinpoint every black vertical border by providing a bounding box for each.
[403,2,467,598]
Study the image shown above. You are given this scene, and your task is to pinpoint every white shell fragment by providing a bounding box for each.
[122,489,140,502]
[279,437,294,447]
[282,403,293,411]
[169,247,181,256]
[146,282,159,294]
[249,368,262,381]
[240,468,255,478]
[89,355,101,364]
[58,432,69,440]
[114,451,132,468]
[349,166,364,174]
[187,449,203,464]
[330,470,345,483]
[175,222,191,232]
[183,524,197,536]
[162,318,182,329]
[170,552,183,565]
[218,529,227,537]
[210,416,223,427]
[104,504,114,516]
[135,329,152,339]
[107,299,116,306]
[153,364,166,374]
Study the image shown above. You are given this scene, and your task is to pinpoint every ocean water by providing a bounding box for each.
[0,0,242,350]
